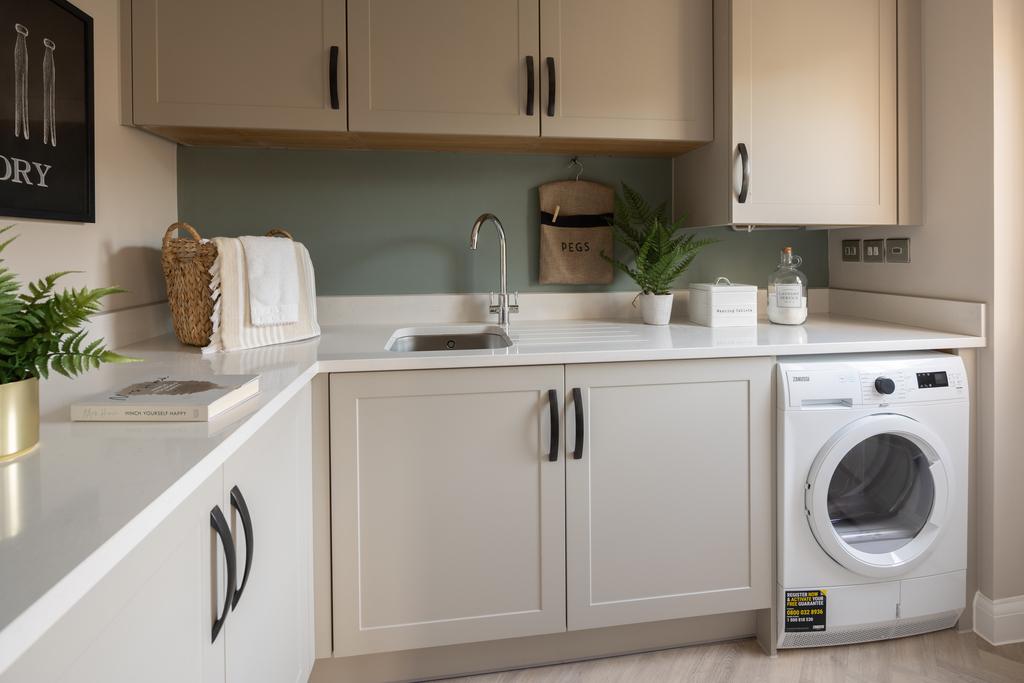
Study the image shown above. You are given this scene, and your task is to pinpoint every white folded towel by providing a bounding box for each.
[238,235,300,326]
[203,237,321,354]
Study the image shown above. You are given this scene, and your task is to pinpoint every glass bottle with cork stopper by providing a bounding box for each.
[767,246,808,325]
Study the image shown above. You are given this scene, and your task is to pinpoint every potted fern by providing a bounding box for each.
[0,227,136,459]
[602,185,715,325]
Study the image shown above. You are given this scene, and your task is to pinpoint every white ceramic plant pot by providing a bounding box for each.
[638,293,674,325]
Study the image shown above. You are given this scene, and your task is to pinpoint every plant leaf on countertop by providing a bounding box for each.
[601,184,716,296]
[0,226,139,385]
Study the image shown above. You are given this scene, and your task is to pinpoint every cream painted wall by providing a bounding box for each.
[827,2,994,304]
[990,0,1024,601]
[2,0,177,311]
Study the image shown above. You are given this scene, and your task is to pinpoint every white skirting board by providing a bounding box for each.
[974,591,1024,645]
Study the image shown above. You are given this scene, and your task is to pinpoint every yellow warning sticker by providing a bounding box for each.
[784,590,827,632]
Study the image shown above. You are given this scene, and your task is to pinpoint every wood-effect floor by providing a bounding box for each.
[442,630,1024,683]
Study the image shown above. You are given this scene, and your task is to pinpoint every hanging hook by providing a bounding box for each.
[569,156,583,181]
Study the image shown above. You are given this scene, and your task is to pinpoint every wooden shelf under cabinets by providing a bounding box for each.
[141,125,707,158]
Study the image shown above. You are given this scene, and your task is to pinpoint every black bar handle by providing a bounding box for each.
[229,486,255,610]
[572,387,584,460]
[545,57,556,117]
[525,56,536,116]
[210,505,236,643]
[737,143,750,203]
[329,46,340,110]
[547,389,559,461]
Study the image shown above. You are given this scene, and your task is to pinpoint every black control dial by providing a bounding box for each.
[874,377,896,395]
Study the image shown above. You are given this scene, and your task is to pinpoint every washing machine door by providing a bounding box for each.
[805,414,952,578]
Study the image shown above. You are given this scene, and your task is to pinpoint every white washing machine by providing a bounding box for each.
[776,352,969,649]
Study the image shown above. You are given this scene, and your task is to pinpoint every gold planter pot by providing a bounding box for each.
[0,377,39,460]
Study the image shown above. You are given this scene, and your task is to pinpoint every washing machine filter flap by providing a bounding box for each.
[805,414,951,578]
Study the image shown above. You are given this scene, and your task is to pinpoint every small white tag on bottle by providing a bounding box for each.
[775,283,804,308]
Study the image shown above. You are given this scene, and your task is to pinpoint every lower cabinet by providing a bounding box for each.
[564,359,773,630]
[2,472,226,683]
[329,366,567,656]
[221,385,315,683]
[330,358,773,657]
[2,386,314,683]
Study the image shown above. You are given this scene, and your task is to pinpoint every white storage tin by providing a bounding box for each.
[688,277,758,327]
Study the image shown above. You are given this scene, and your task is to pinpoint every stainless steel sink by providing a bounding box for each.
[386,326,513,353]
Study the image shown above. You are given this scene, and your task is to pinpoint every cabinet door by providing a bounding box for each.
[347,0,540,136]
[539,0,712,141]
[131,0,346,130]
[330,366,565,656]
[564,358,772,631]
[2,473,225,683]
[731,0,897,225]
[222,385,314,683]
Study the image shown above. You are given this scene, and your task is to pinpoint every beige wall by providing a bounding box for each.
[830,0,1024,603]
[827,1,994,303]
[3,0,177,312]
[990,0,1024,601]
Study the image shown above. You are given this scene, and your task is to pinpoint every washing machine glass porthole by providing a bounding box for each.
[826,433,936,555]
[806,414,953,578]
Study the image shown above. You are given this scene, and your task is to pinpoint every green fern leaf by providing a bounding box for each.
[605,185,717,295]
[0,228,140,383]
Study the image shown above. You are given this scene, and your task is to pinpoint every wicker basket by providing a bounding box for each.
[161,224,293,347]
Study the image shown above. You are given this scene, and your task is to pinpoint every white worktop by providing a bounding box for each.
[314,316,982,370]
[0,315,984,669]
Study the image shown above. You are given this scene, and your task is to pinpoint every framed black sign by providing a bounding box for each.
[0,0,94,223]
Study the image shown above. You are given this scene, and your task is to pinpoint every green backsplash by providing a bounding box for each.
[177,148,827,295]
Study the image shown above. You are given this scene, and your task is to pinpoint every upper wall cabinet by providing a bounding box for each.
[345,0,711,142]
[539,0,712,142]
[674,0,921,227]
[130,0,347,131]
[347,0,540,137]
[125,0,713,153]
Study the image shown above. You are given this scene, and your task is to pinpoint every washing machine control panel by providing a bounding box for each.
[783,354,968,408]
[858,368,966,404]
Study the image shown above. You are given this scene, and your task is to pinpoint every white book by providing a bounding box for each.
[71,375,260,422]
